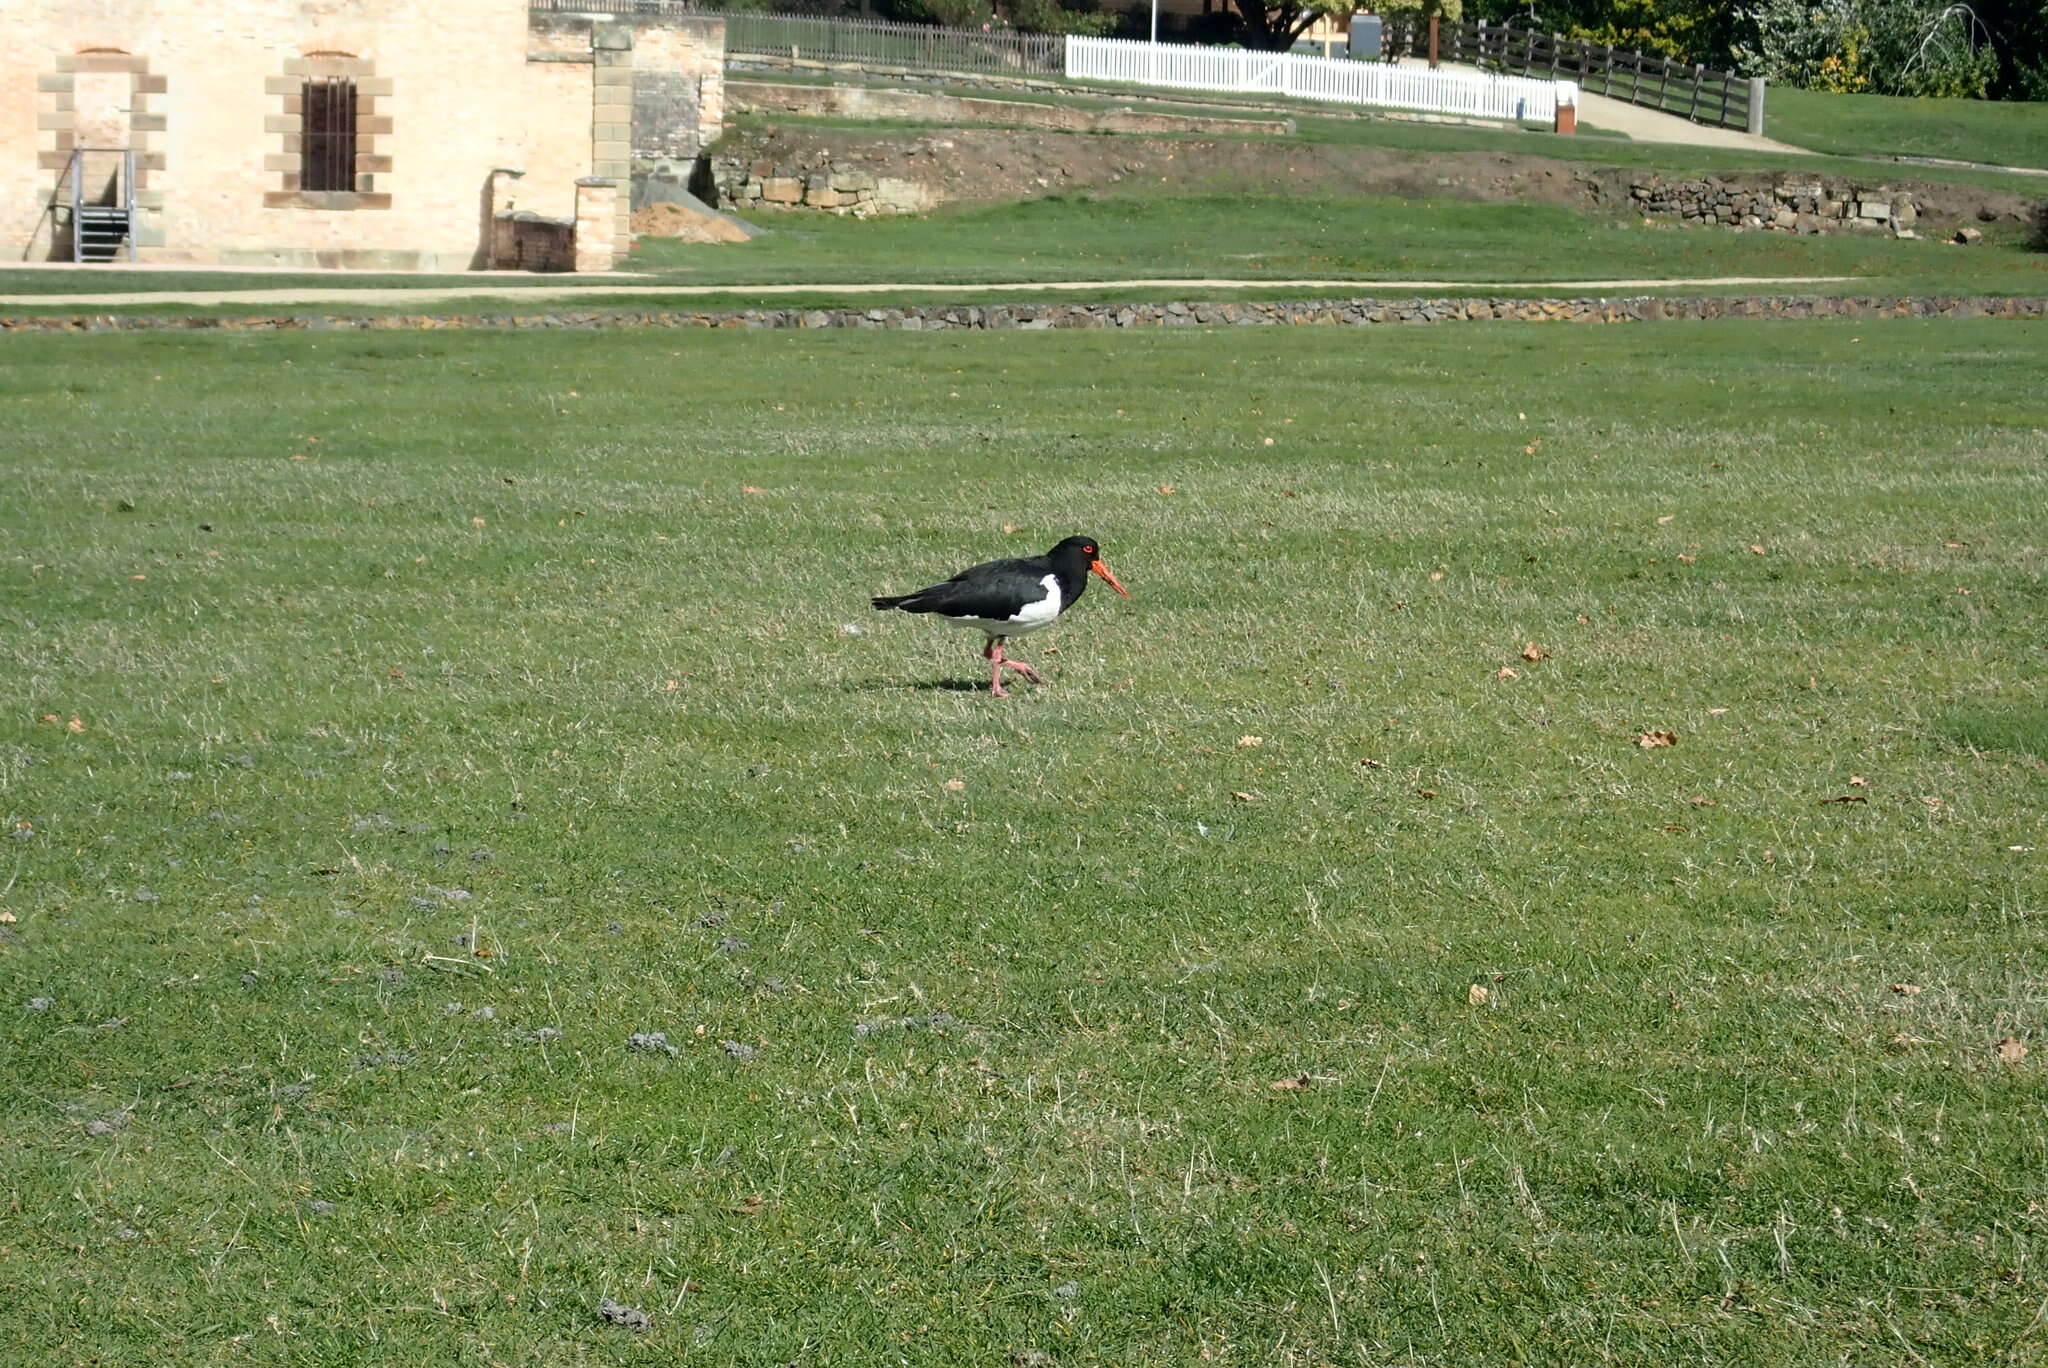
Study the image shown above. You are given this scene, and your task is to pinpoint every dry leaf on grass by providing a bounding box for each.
[1237,736,1263,748]
[1820,795,1868,805]
[1688,795,1718,807]
[1231,791,1260,802]
[1657,514,1676,525]
[1636,730,1678,749]
[1521,643,1548,663]
[943,779,965,792]
[1467,984,1491,1006]
[1748,544,1767,555]
[1270,1074,1312,1091]
[1890,983,1924,995]
[1849,776,1869,787]
[1496,667,1520,680]
[740,485,765,495]
[1996,1037,2029,1064]
[65,717,84,734]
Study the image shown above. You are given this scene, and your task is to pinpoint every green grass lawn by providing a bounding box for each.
[3,191,2046,316]
[620,191,2048,293]
[1767,86,2048,170]
[3,318,2046,1366]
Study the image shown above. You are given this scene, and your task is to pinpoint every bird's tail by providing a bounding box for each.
[871,594,906,611]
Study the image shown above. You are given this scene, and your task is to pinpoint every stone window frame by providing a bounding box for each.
[37,51,168,218]
[264,54,393,210]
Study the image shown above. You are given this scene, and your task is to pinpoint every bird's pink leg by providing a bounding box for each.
[1000,656,1045,685]
[985,638,1010,698]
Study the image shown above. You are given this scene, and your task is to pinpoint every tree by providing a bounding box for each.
[1734,0,2000,98]
[1468,0,1740,64]
[1224,0,1358,51]
[1966,0,2048,98]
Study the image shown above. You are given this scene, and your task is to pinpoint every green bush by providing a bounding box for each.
[1738,0,1998,98]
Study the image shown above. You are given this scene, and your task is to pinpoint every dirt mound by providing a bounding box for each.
[631,200,755,243]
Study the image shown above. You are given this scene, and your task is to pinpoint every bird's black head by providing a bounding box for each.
[1049,535,1130,598]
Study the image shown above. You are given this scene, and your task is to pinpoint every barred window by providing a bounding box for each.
[301,77,357,193]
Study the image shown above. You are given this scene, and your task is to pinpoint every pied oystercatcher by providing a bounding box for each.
[871,535,1130,697]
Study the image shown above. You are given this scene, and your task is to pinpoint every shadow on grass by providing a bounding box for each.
[851,677,988,693]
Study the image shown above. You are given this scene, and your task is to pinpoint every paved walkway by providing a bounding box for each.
[1421,60,1808,153]
[0,275,1857,309]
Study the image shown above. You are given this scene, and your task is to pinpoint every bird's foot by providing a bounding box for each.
[999,659,1045,686]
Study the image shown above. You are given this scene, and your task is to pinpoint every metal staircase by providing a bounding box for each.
[60,148,137,262]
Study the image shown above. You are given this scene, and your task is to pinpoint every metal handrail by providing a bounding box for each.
[63,146,137,263]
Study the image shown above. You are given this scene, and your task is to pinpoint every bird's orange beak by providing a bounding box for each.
[1091,558,1131,598]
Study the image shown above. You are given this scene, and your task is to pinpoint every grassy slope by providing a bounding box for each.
[1767,86,2048,170]
[2,319,2045,1365]
[2,193,2047,314]
[617,191,2048,292]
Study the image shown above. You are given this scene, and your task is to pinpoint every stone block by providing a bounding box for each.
[1857,201,1891,220]
[760,177,801,204]
[1894,202,1917,227]
[872,178,936,214]
[1955,226,1983,245]
[804,171,832,193]
[806,187,846,208]
[831,168,877,193]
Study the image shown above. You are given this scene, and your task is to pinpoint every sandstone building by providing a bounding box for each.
[0,0,724,270]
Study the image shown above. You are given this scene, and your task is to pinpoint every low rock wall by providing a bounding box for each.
[1625,176,1930,236]
[7,295,2044,335]
[716,159,936,216]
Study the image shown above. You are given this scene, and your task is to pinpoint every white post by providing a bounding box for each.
[1149,0,1159,83]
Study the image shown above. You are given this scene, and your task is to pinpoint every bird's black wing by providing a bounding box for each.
[873,555,1052,618]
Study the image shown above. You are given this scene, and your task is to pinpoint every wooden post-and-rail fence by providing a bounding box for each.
[1383,18,1765,134]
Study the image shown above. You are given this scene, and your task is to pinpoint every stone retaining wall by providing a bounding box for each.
[719,159,936,216]
[1627,175,1923,236]
[6,295,2044,335]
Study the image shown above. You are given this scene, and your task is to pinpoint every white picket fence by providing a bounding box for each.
[1065,35,1575,123]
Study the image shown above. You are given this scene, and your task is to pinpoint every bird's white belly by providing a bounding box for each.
[946,574,1062,637]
